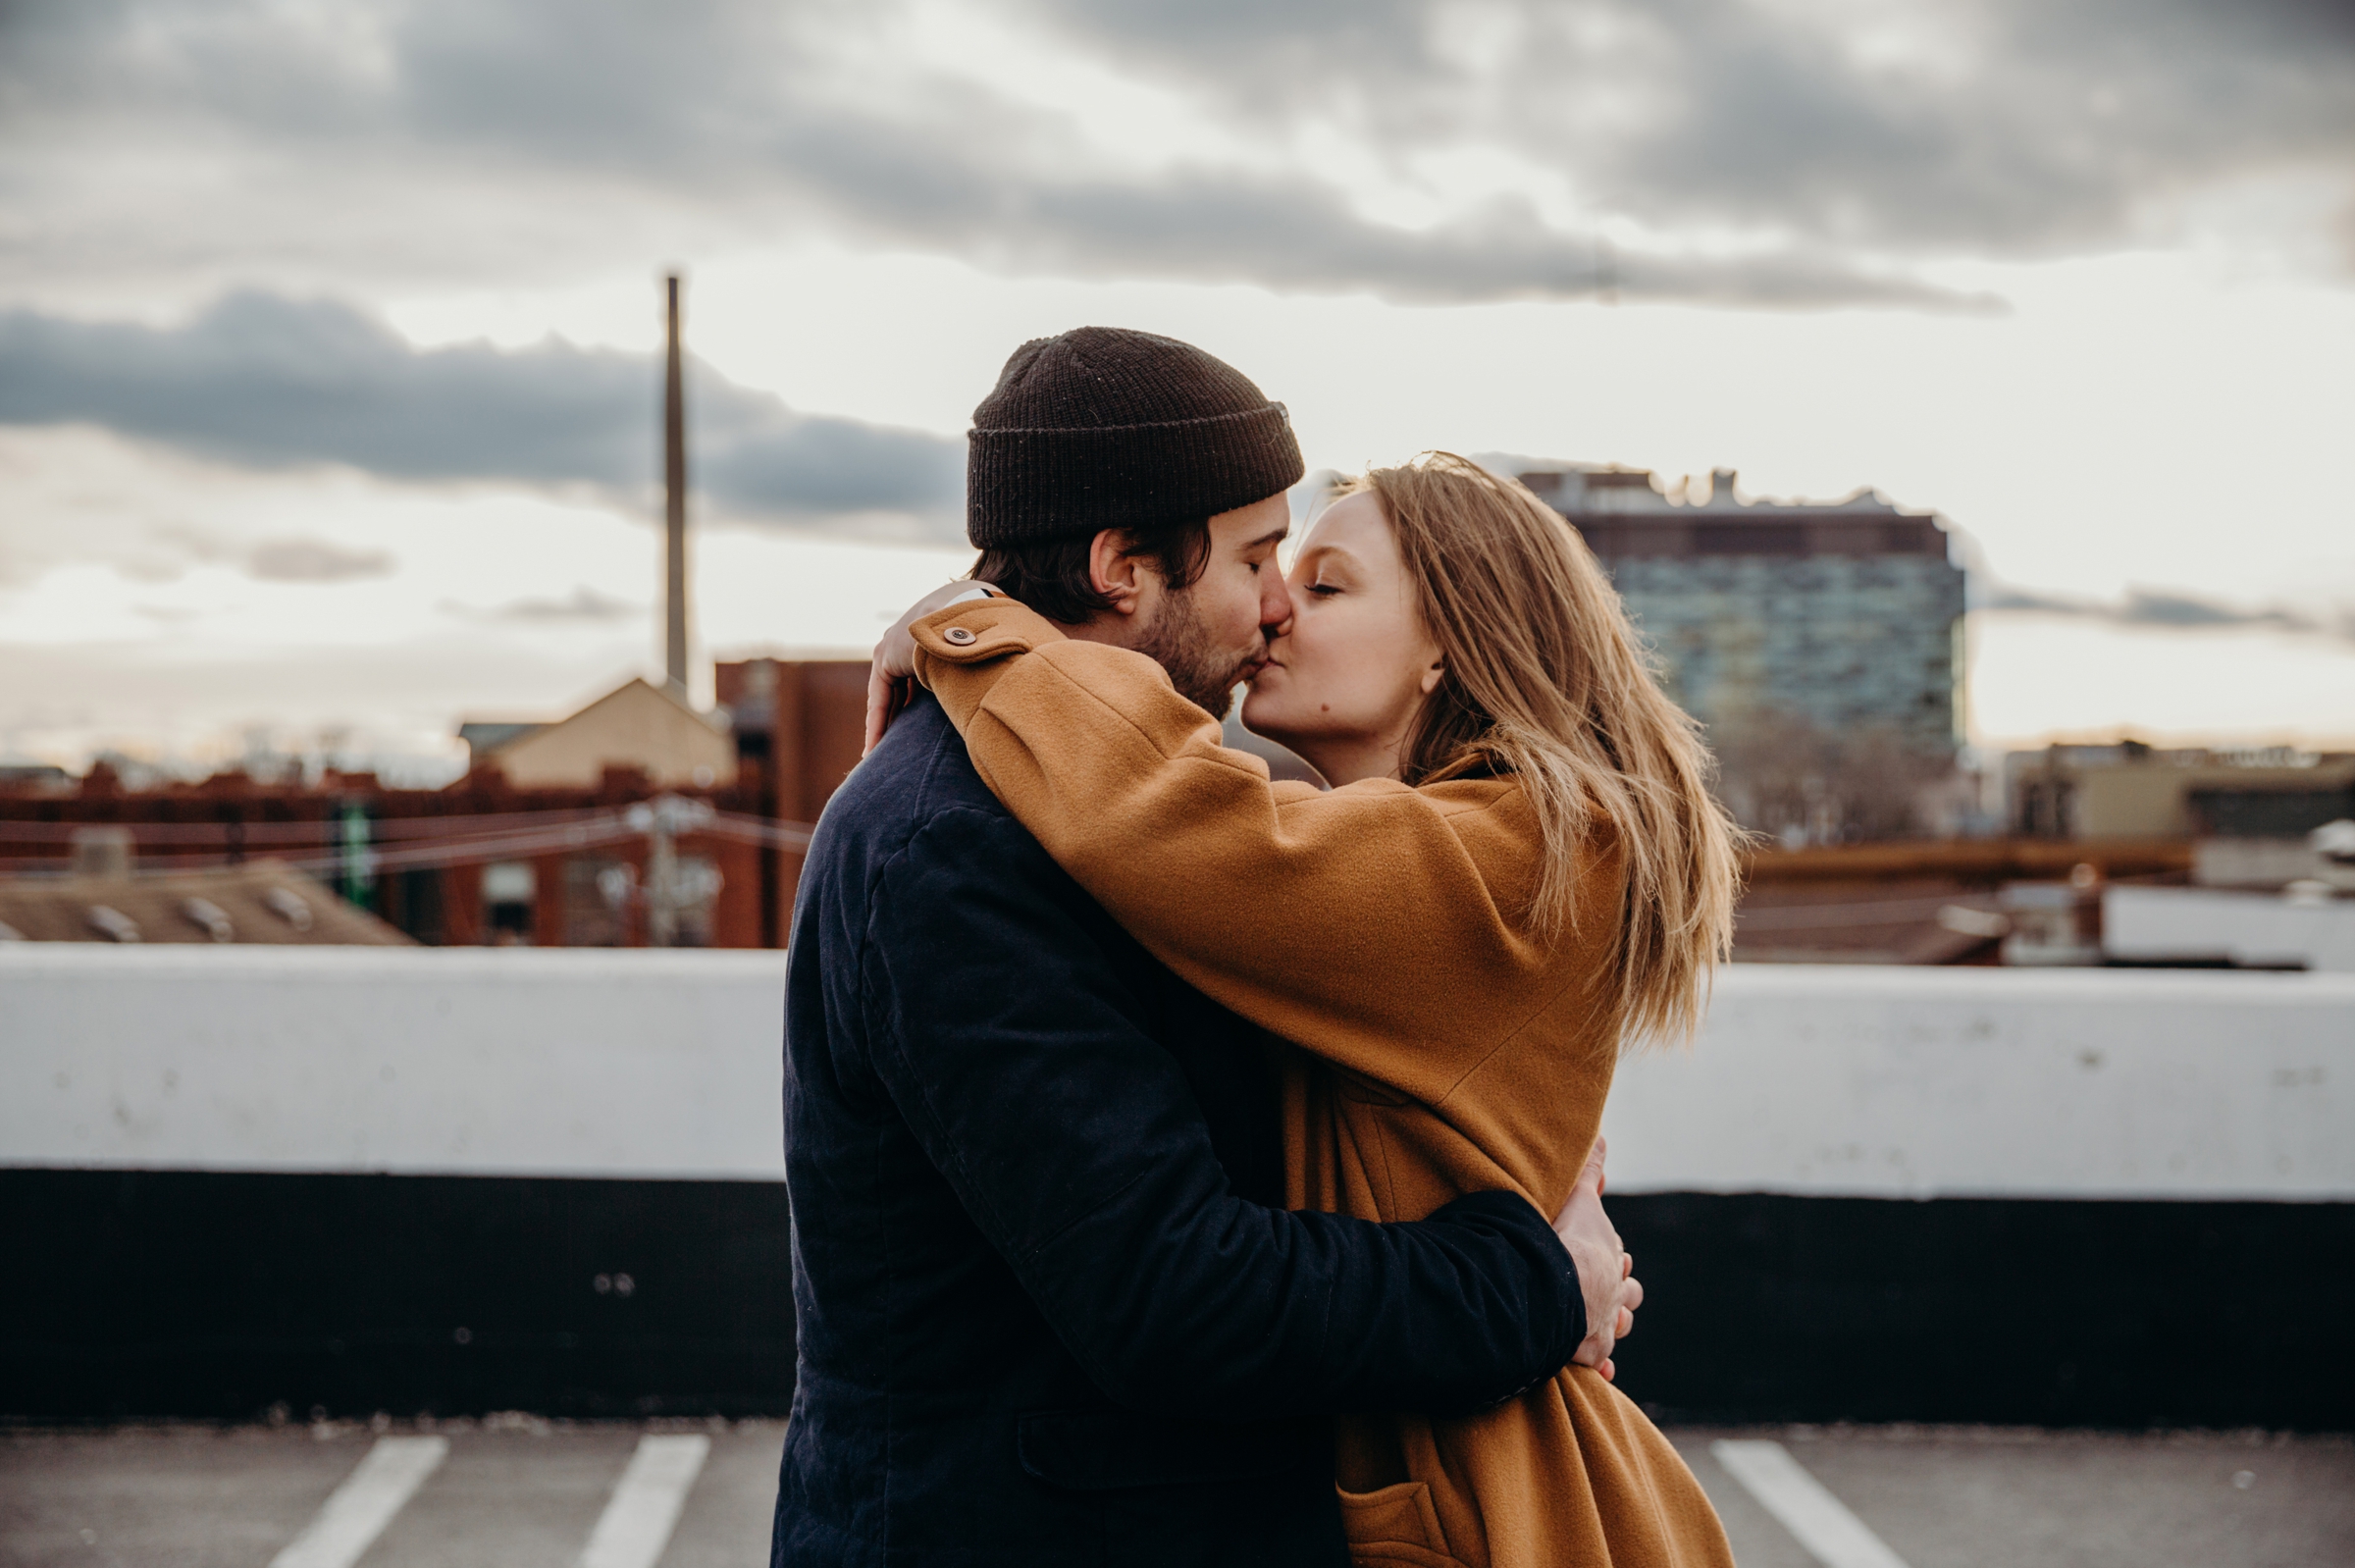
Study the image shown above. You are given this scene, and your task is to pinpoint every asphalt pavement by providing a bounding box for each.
[3,1417,2347,1568]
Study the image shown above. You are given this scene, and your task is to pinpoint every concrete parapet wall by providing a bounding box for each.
[1606,966,2352,1200]
[2104,884,2355,973]
[6,947,2350,1425]
[4,947,2348,1201]
[2,947,793,1181]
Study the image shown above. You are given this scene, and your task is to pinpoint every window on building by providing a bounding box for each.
[563,858,631,947]
[481,861,536,945]
[673,855,721,948]
[393,867,445,945]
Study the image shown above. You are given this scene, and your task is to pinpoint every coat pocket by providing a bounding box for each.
[1336,1480,1469,1568]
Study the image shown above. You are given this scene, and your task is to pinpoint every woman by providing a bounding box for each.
[879,452,1741,1568]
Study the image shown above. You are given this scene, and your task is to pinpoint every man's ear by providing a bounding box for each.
[1088,529,1146,617]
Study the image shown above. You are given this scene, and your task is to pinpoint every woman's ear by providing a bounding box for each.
[1087,529,1145,617]
[1420,659,1445,697]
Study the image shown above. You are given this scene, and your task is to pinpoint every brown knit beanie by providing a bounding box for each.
[967,327,1304,548]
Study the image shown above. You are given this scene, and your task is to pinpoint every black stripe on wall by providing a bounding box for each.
[7,1172,2349,1428]
[1609,1192,2355,1432]
[5,1170,796,1422]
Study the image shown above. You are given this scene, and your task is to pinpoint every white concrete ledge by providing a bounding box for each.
[3,947,2349,1199]
[1604,965,2352,1201]
[0,946,791,1182]
[2104,883,2355,971]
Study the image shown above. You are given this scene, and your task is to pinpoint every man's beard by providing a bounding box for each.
[1133,586,1262,719]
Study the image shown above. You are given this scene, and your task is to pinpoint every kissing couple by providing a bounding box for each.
[772,327,1742,1568]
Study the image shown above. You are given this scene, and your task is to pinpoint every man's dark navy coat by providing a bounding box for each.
[770,696,1585,1567]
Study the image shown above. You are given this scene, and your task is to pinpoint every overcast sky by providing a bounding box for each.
[2,0,2351,775]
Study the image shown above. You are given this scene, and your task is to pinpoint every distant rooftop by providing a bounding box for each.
[456,721,547,757]
[0,762,73,796]
[455,678,734,791]
[0,860,411,946]
[1520,464,1910,514]
[1518,464,1950,560]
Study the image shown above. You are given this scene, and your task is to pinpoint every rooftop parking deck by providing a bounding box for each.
[5,1421,2349,1568]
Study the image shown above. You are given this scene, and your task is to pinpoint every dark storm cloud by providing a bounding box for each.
[868,177,1990,308]
[0,292,968,540]
[1043,0,2355,256]
[1982,584,2355,644]
[4,0,2347,311]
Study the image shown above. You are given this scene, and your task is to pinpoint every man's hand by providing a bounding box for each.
[864,581,994,755]
[1553,1136,1641,1382]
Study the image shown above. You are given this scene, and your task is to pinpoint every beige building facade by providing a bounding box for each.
[461,679,737,791]
[2009,744,2355,840]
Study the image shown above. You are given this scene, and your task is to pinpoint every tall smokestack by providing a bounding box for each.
[662,272,689,701]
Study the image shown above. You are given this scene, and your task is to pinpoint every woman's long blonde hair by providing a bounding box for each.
[1348,452,1742,1047]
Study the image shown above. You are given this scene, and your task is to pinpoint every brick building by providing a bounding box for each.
[0,658,868,950]
[713,655,869,923]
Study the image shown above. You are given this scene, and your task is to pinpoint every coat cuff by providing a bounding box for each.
[1425,1189,1587,1408]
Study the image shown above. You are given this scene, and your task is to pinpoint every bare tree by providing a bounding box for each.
[1709,713,1956,845]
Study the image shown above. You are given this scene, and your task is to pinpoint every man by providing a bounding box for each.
[772,328,1636,1567]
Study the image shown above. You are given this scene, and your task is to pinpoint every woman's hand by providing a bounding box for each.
[1554,1136,1640,1382]
[864,581,1000,756]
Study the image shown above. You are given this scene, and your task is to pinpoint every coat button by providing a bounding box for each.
[944,626,977,646]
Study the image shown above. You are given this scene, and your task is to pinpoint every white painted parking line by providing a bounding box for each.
[268,1436,449,1568]
[576,1435,711,1568]
[1711,1439,1911,1568]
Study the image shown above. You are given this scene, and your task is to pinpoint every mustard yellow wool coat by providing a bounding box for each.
[913,600,1733,1568]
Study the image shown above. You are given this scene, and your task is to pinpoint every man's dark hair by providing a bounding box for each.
[972,519,1212,625]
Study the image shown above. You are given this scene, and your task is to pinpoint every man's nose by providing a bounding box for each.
[1260,566,1294,640]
